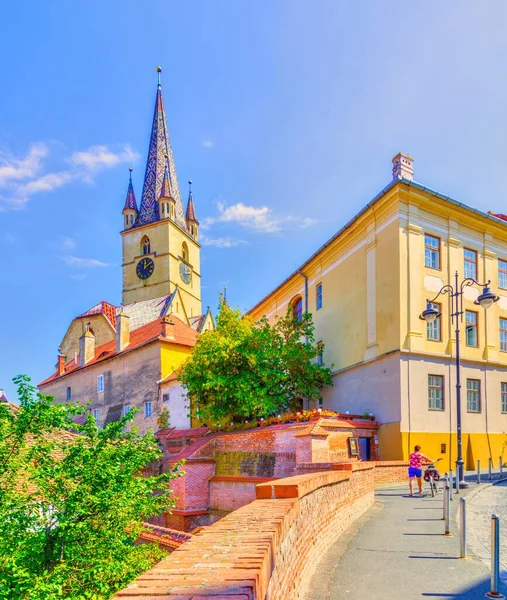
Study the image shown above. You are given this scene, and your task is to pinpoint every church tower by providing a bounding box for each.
[121,68,202,318]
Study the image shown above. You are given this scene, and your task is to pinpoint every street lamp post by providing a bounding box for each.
[420,270,499,489]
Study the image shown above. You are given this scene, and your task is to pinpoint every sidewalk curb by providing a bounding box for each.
[458,477,507,594]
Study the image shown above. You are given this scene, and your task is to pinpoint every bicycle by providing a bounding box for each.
[424,458,443,497]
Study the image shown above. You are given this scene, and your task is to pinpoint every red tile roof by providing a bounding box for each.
[40,315,197,385]
[489,212,507,222]
[79,301,117,329]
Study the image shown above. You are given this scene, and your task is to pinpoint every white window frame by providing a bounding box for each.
[428,375,444,411]
[97,374,104,393]
[124,405,130,416]
[316,283,323,310]
[424,234,440,269]
[466,379,481,413]
[93,408,99,423]
[144,402,152,418]
[426,302,441,341]
[464,248,477,280]
[502,383,507,414]
[500,318,507,352]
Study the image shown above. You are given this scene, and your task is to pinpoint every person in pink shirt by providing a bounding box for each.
[408,445,433,496]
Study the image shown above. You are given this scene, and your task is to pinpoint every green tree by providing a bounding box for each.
[0,375,181,600]
[180,301,332,425]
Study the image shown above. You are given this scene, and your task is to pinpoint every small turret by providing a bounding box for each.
[185,180,199,240]
[158,162,175,220]
[122,168,138,229]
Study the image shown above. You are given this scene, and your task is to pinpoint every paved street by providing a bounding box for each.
[467,479,507,582]
[304,478,507,600]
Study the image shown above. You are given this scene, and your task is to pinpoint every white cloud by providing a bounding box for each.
[202,138,213,149]
[69,144,139,171]
[70,273,88,281]
[203,200,317,234]
[200,235,248,248]
[64,255,109,268]
[0,143,48,186]
[0,142,140,211]
[61,237,76,251]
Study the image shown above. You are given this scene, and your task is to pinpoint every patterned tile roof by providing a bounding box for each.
[160,163,172,199]
[136,70,186,228]
[121,291,176,330]
[40,314,197,385]
[123,169,138,211]
[185,190,198,222]
[189,314,206,332]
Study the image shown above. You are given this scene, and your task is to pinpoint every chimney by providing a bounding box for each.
[79,323,95,367]
[116,310,130,352]
[57,352,66,376]
[162,315,175,340]
[392,153,414,181]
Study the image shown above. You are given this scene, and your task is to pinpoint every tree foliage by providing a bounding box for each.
[0,375,181,600]
[180,302,333,425]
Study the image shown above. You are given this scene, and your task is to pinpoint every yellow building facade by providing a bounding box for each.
[248,154,507,470]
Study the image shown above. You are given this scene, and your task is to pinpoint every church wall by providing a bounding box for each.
[59,315,115,362]
[40,341,163,435]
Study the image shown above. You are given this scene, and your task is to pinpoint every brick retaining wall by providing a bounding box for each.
[374,460,410,484]
[113,464,375,599]
[209,476,278,512]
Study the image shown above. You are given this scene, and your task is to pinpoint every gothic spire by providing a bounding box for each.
[123,168,138,211]
[185,180,198,222]
[160,161,172,199]
[137,67,185,226]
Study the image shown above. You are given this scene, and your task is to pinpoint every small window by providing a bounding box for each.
[498,259,507,291]
[144,402,152,418]
[465,311,478,347]
[130,214,134,225]
[141,236,151,256]
[501,383,507,413]
[428,375,444,410]
[425,234,440,269]
[125,215,128,228]
[97,375,104,393]
[464,248,477,280]
[426,302,441,341]
[317,341,323,366]
[466,379,481,412]
[182,242,189,262]
[316,283,323,310]
[292,297,303,322]
[318,397,323,409]
[162,394,169,403]
[124,405,130,416]
[66,387,71,401]
[93,408,99,423]
[500,318,507,352]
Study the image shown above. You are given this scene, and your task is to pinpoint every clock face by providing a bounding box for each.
[136,257,155,280]
[179,262,192,285]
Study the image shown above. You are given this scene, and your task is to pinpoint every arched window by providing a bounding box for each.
[125,215,128,228]
[182,242,189,262]
[141,236,151,256]
[292,296,303,322]
[130,214,134,225]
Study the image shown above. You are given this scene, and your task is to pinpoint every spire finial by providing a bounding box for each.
[157,66,162,88]
[129,167,133,182]
[188,179,192,195]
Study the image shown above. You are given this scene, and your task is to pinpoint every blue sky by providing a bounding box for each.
[2,1,507,401]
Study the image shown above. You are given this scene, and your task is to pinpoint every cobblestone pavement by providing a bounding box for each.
[467,479,507,582]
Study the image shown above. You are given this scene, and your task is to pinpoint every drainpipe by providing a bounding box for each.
[298,270,309,342]
[299,270,309,411]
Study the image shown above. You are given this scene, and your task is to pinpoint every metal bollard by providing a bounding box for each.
[460,498,467,558]
[477,459,481,484]
[449,469,454,500]
[444,484,451,535]
[486,514,504,598]
[489,458,493,481]
[442,476,448,520]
